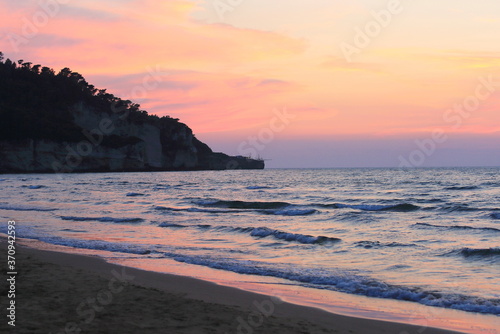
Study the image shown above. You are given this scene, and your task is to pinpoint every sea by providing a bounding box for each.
[1,168,499,332]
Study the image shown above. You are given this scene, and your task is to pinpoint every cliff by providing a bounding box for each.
[0,54,264,173]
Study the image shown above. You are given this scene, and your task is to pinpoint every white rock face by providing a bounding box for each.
[0,103,200,173]
[0,103,264,173]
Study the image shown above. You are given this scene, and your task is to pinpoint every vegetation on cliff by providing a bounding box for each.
[0,52,212,153]
[0,52,264,172]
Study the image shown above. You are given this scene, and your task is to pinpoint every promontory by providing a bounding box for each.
[0,53,264,173]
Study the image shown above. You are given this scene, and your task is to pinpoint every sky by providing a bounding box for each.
[1,0,499,168]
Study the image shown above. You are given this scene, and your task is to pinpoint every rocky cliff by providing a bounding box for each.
[0,102,264,173]
[0,54,264,173]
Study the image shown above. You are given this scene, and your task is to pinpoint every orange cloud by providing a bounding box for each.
[0,0,305,72]
[1,0,499,147]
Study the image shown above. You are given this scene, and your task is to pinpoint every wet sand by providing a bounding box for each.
[0,237,465,334]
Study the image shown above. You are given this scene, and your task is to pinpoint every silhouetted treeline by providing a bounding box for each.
[0,52,180,144]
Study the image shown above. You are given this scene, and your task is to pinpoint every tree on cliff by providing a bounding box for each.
[0,53,265,172]
[0,53,179,145]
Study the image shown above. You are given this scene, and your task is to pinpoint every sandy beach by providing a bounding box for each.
[0,236,467,334]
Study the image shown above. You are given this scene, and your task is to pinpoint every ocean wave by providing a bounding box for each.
[155,205,244,214]
[194,199,419,214]
[167,254,500,315]
[155,205,316,216]
[265,209,317,216]
[126,192,146,197]
[154,206,182,211]
[187,207,246,214]
[246,186,273,190]
[491,212,500,219]
[355,241,418,249]
[60,216,144,223]
[25,185,46,189]
[414,223,500,233]
[157,223,340,245]
[459,247,500,258]
[158,222,213,230]
[196,199,290,210]
[158,222,188,228]
[247,227,340,244]
[153,185,171,190]
[444,186,480,191]
[335,203,420,212]
[0,205,57,212]
[196,224,212,229]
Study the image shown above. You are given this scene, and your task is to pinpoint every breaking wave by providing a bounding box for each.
[167,254,500,315]
[240,226,340,244]
[158,223,340,245]
[459,247,500,258]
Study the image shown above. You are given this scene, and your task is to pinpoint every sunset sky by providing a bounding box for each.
[1,0,499,167]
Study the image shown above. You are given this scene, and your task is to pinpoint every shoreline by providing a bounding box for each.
[1,236,472,334]
[0,163,265,175]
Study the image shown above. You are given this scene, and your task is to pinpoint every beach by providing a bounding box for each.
[0,236,467,334]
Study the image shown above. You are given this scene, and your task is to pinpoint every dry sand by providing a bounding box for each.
[0,237,465,334]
